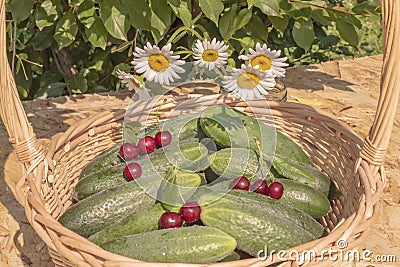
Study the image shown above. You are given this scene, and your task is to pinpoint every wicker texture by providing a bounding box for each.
[0,0,399,266]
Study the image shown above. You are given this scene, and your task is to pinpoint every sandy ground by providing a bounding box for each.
[0,55,399,266]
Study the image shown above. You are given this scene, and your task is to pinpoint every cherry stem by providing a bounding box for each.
[117,150,127,165]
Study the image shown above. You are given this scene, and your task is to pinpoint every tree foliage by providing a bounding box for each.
[5,0,381,99]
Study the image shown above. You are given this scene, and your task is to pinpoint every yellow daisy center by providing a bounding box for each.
[251,55,272,71]
[202,49,219,62]
[237,72,260,89]
[129,78,140,88]
[148,54,170,72]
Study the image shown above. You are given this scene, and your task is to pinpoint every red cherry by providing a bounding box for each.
[232,176,250,191]
[123,162,142,181]
[252,180,269,195]
[179,202,201,223]
[155,131,172,147]
[159,212,183,229]
[137,136,156,154]
[268,181,284,199]
[119,143,139,161]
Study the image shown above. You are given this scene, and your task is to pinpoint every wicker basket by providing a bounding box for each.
[1,0,399,265]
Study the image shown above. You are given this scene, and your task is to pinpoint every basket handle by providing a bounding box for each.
[358,0,400,169]
[0,2,46,167]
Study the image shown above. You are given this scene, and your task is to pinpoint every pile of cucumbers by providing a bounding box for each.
[58,105,332,264]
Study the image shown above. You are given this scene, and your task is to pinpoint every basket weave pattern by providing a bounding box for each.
[1,0,399,266]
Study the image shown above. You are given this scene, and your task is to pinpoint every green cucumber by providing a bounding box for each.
[199,105,312,165]
[201,201,319,256]
[80,121,142,177]
[74,149,169,201]
[59,178,158,237]
[74,167,127,201]
[138,137,210,172]
[220,251,241,262]
[75,139,209,201]
[197,189,324,238]
[100,226,237,263]
[167,139,210,172]
[89,203,166,245]
[226,190,324,237]
[233,108,312,165]
[271,155,331,196]
[274,178,331,217]
[209,148,260,180]
[80,143,123,178]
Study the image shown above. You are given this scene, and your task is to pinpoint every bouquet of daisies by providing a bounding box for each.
[117,39,288,101]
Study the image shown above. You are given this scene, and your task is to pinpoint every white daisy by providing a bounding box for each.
[221,64,276,100]
[192,38,229,70]
[239,43,288,78]
[132,42,185,85]
[116,70,151,101]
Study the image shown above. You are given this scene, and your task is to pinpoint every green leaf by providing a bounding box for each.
[341,13,362,29]
[40,68,63,88]
[292,18,314,51]
[15,63,32,89]
[307,0,326,7]
[254,0,281,17]
[85,16,107,49]
[319,35,340,49]
[121,0,152,30]
[168,0,192,27]
[352,0,381,14]
[15,53,28,75]
[17,86,29,100]
[219,4,238,40]
[68,74,88,94]
[54,9,78,48]
[198,0,224,25]
[268,15,289,33]
[150,0,173,36]
[34,82,66,99]
[88,48,111,71]
[30,25,55,51]
[247,0,258,7]
[35,0,58,30]
[113,63,131,75]
[336,20,359,46]
[233,7,252,31]
[77,0,96,28]
[284,2,312,18]
[244,15,268,43]
[99,0,128,41]
[8,0,35,21]
[69,0,85,4]
[151,29,162,45]
[311,9,331,26]
[236,37,255,50]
